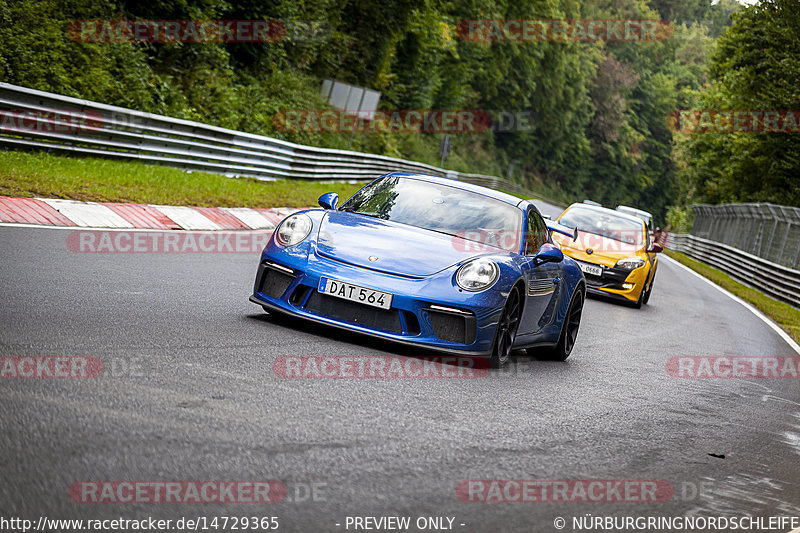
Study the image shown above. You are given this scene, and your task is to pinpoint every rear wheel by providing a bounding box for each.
[541,288,584,361]
[489,286,521,368]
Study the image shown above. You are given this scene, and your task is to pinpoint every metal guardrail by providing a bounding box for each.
[670,233,800,308]
[0,82,544,200]
[691,203,800,270]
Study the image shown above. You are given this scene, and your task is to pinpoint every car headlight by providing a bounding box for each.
[275,214,312,247]
[456,258,499,291]
[616,257,645,270]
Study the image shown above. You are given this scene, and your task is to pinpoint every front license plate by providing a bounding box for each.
[318,277,393,310]
[578,262,603,276]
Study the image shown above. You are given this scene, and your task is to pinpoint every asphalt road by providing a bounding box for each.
[1,222,799,533]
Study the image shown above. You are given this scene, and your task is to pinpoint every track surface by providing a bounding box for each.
[1,221,799,532]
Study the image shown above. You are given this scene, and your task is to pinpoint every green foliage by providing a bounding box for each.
[677,0,800,208]
[0,0,747,223]
[648,0,737,36]
[665,204,693,232]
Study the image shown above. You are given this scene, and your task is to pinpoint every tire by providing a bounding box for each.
[632,284,644,309]
[642,271,655,305]
[489,286,522,368]
[541,288,584,361]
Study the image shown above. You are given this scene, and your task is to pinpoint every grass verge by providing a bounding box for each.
[666,250,800,344]
[0,150,365,208]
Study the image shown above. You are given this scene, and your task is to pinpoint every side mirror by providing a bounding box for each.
[648,242,663,253]
[534,243,564,265]
[318,192,339,210]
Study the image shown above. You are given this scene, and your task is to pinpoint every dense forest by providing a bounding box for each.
[1,0,797,226]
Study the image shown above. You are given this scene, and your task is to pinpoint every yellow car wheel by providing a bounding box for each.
[642,269,656,305]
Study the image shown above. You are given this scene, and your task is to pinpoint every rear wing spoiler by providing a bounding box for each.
[546,219,578,241]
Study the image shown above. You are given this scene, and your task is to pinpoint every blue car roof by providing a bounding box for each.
[377,172,530,209]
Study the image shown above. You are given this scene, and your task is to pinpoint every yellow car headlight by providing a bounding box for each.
[615,257,645,270]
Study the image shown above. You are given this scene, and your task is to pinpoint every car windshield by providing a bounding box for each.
[339,176,523,252]
[617,207,652,226]
[559,206,644,246]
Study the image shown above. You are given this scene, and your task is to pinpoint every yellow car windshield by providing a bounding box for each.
[559,207,644,246]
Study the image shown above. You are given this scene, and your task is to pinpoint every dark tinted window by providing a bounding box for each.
[340,176,523,252]
[525,210,549,255]
[559,206,644,246]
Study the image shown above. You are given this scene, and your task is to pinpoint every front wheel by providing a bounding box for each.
[541,288,584,361]
[489,286,521,368]
[632,284,644,309]
[642,271,655,305]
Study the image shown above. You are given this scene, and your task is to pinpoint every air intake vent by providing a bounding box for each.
[426,307,476,344]
[305,291,402,333]
[258,264,295,299]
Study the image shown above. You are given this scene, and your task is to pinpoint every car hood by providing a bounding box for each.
[316,210,490,277]
[554,231,643,267]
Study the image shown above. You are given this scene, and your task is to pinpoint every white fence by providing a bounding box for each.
[691,203,800,270]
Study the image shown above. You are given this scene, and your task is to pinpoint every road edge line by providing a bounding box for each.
[662,254,800,357]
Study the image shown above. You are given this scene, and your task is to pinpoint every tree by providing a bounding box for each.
[678,0,800,207]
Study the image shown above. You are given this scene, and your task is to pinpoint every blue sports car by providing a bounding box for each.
[250,173,586,366]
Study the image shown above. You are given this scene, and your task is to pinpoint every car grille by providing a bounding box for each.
[583,264,631,289]
[304,291,402,334]
[402,311,421,336]
[584,273,604,288]
[426,307,476,344]
[258,264,295,299]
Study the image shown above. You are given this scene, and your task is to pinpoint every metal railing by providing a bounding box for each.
[691,203,800,270]
[669,233,800,308]
[0,82,542,200]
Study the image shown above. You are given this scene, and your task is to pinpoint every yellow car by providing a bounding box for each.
[552,203,662,308]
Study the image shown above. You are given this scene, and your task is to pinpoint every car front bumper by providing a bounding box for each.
[572,259,647,302]
[250,253,510,356]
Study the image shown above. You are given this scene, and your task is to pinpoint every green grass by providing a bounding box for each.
[0,150,364,208]
[666,250,800,344]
